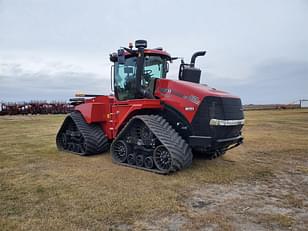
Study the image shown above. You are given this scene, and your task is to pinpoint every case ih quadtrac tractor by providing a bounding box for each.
[56,40,244,174]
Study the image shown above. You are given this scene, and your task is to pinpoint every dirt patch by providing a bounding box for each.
[186,172,307,230]
[132,172,307,230]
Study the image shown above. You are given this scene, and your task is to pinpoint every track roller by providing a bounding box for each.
[136,155,144,167]
[127,153,136,165]
[144,156,154,169]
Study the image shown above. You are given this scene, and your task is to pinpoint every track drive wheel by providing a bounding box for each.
[153,145,172,172]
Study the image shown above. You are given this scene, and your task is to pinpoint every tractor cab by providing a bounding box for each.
[110,40,171,101]
[110,40,207,101]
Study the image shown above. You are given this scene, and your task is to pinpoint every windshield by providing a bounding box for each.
[114,55,168,100]
[143,56,167,87]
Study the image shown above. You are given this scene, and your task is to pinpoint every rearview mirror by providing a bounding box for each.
[165,62,169,73]
[117,49,125,64]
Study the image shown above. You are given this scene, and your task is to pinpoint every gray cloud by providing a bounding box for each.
[206,59,308,104]
[0,62,110,102]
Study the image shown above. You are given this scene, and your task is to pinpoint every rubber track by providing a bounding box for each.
[56,111,109,155]
[111,114,193,174]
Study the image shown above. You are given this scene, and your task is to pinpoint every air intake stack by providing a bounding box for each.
[179,51,206,84]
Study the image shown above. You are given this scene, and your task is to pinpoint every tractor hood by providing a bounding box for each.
[154,79,241,122]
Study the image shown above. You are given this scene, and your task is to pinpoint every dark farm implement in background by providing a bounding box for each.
[0,101,73,115]
[56,40,244,174]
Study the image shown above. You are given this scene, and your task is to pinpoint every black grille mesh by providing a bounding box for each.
[191,96,244,138]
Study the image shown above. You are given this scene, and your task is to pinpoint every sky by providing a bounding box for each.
[0,0,307,104]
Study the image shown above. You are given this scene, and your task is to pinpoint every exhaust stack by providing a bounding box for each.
[190,51,206,67]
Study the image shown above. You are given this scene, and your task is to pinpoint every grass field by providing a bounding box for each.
[0,110,307,230]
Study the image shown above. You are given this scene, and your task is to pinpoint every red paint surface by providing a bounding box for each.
[75,78,239,141]
[155,79,239,122]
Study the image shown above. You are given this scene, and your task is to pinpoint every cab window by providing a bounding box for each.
[143,56,168,87]
[114,55,168,100]
[114,57,137,100]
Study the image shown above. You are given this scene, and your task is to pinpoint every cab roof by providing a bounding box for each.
[125,49,171,60]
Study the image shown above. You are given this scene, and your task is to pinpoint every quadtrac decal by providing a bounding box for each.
[160,88,201,105]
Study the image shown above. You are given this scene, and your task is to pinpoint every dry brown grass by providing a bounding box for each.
[257,213,295,229]
[0,109,308,230]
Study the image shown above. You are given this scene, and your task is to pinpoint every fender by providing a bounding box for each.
[75,102,108,123]
[111,99,162,138]
[161,104,192,142]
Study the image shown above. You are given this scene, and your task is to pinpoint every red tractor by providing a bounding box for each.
[56,40,244,174]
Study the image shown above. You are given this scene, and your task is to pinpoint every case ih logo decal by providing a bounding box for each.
[160,88,201,105]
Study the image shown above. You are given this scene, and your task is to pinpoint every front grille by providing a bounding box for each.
[191,96,244,138]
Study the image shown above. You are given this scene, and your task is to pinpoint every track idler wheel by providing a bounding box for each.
[153,145,172,172]
[111,140,129,163]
